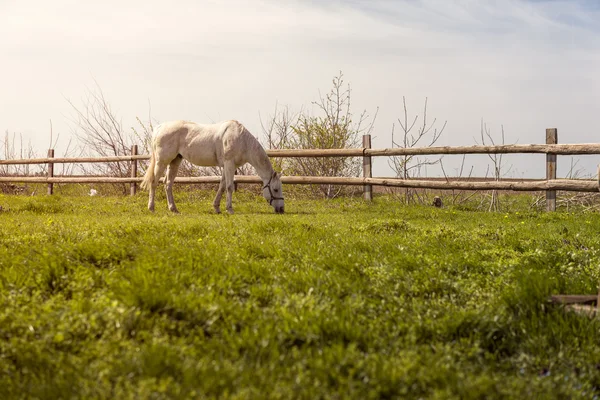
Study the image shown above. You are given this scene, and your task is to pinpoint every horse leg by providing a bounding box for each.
[149,158,169,212]
[224,160,236,214]
[165,156,182,213]
[213,175,226,214]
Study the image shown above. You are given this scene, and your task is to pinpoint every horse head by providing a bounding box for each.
[262,171,284,214]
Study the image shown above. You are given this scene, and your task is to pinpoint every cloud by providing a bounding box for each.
[1,0,599,178]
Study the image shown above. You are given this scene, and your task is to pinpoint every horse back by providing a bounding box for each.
[153,120,246,167]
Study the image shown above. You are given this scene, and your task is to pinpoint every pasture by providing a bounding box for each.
[0,191,599,399]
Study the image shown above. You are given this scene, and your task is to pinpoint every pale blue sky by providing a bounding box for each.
[1,0,599,177]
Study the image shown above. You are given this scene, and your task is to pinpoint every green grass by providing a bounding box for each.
[1,191,600,399]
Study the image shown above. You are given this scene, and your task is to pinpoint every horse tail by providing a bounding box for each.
[140,123,166,191]
[140,146,156,191]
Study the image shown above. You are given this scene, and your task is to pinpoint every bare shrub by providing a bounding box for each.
[530,157,600,212]
[0,130,40,194]
[261,103,300,173]
[474,120,513,212]
[262,72,377,198]
[388,97,447,204]
[439,155,479,207]
[1,131,38,176]
[65,82,138,194]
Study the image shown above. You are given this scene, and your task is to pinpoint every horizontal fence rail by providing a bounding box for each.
[267,143,600,157]
[0,155,148,165]
[1,176,598,192]
[1,128,599,211]
[3,143,600,165]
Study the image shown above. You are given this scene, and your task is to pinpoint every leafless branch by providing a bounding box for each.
[260,72,376,198]
[389,97,447,204]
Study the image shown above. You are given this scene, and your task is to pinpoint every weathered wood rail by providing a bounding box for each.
[0,175,597,192]
[550,290,600,319]
[1,128,599,211]
[2,143,600,165]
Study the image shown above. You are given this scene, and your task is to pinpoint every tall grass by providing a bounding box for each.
[0,192,599,398]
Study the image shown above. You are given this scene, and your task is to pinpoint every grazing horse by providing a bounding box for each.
[140,120,284,214]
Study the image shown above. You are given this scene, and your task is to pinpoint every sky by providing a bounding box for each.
[1,0,599,178]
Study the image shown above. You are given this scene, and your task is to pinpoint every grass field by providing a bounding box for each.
[0,190,599,399]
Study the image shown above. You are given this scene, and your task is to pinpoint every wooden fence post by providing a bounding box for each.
[597,164,600,192]
[597,282,600,313]
[363,134,372,201]
[47,149,54,195]
[130,145,138,196]
[546,128,557,211]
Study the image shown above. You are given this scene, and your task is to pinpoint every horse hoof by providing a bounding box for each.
[227,209,234,215]
[214,208,221,214]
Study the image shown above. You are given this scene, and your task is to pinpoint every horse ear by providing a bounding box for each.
[272,171,278,179]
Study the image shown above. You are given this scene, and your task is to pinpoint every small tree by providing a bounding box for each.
[475,120,513,212]
[261,103,299,173]
[389,97,447,204]
[263,72,377,198]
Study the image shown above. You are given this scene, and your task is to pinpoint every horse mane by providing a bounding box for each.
[239,123,273,174]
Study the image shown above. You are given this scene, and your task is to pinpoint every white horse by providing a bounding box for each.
[140,120,284,214]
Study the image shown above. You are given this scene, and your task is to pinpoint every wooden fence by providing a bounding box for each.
[1,128,599,211]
